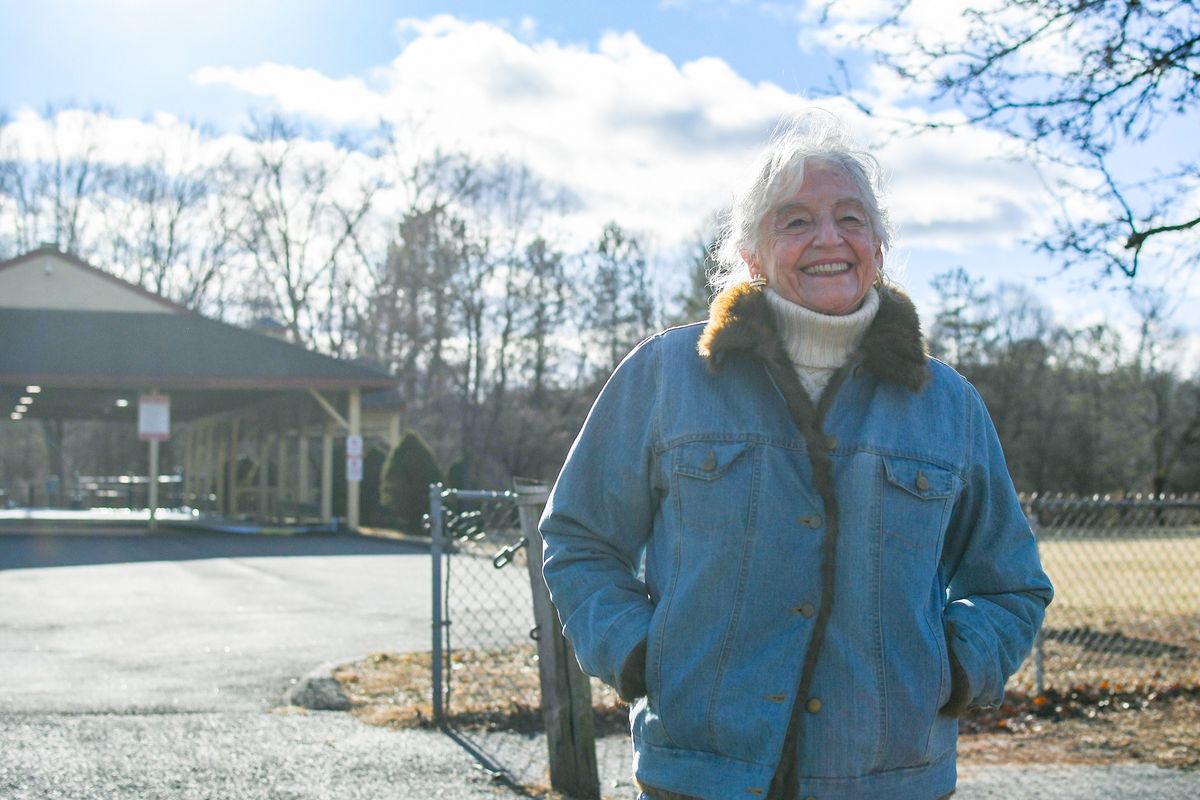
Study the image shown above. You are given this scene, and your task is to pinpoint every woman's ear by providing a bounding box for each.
[741,250,763,279]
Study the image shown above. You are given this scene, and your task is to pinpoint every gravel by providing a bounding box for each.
[0,710,512,800]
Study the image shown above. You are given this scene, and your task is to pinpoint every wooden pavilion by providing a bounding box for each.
[0,245,400,529]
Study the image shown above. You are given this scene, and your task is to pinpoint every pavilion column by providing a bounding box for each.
[347,388,361,530]
[297,428,310,514]
[205,421,217,511]
[321,419,334,523]
[214,421,226,514]
[228,417,240,516]
[277,432,289,520]
[388,412,401,450]
[147,387,160,532]
[186,426,198,508]
[257,434,270,519]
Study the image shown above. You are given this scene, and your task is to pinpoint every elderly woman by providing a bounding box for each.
[539,114,1052,800]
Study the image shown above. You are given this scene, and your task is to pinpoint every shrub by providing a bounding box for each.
[380,432,443,534]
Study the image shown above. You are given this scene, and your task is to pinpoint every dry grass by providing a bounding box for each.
[331,528,1200,780]
[1038,534,1200,615]
[959,690,1200,769]
[334,648,1200,774]
[1013,534,1200,691]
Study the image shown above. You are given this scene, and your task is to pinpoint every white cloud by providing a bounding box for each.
[182,14,1063,262]
[1,14,1076,281]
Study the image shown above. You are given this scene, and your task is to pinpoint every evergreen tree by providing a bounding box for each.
[380,431,443,534]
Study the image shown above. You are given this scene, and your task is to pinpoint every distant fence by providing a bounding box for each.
[1018,493,1200,693]
[430,489,1200,792]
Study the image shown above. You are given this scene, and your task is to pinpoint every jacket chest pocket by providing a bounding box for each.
[881,455,961,552]
[672,441,757,536]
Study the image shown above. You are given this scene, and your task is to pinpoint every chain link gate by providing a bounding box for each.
[429,485,551,788]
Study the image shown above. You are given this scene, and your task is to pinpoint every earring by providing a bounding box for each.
[748,275,767,289]
[872,271,883,289]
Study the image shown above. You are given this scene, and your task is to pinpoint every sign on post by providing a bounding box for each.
[138,394,170,441]
[346,435,363,482]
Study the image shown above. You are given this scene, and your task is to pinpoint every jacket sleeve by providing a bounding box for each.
[941,383,1053,709]
[539,337,661,697]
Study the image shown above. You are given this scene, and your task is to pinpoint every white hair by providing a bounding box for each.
[710,111,892,292]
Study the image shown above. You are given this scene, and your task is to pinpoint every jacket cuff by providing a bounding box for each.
[617,638,648,702]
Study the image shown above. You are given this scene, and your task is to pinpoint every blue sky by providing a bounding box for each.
[3,1,842,122]
[2,1,1194,354]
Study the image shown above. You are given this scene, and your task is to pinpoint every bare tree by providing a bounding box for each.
[834,0,1199,279]
[584,222,657,374]
[0,107,108,258]
[233,115,381,352]
[103,147,241,312]
[1129,290,1200,495]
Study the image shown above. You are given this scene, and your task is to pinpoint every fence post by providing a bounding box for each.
[430,483,445,724]
[515,483,600,800]
[1026,502,1046,696]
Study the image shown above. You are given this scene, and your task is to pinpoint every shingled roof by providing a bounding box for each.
[0,246,396,422]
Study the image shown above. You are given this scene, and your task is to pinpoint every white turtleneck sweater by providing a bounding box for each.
[764,287,881,401]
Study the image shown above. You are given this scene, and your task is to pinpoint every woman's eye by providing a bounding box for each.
[783,218,809,229]
[840,215,864,225]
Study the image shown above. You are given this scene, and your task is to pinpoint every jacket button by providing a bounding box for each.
[701,450,717,471]
[806,698,822,713]
[824,435,838,451]
[915,470,930,491]
[797,515,822,529]
[795,603,816,618]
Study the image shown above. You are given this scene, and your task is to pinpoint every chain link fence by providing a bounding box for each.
[430,489,1200,792]
[1016,493,1200,693]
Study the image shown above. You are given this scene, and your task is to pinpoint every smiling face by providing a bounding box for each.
[750,159,882,316]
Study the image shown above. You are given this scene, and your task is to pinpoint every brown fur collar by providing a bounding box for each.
[697,282,930,392]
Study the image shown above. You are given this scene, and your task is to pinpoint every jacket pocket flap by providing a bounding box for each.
[883,456,960,499]
[674,441,753,480]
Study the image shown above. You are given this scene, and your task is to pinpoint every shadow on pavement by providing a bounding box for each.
[0,526,425,571]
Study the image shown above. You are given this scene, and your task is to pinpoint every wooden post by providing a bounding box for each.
[515,483,599,800]
[228,417,240,516]
[347,388,361,530]
[298,428,310,512]
[215,421,226,515]
[277,432,289,520]
[321,419,334,523]
[257,435,270,519]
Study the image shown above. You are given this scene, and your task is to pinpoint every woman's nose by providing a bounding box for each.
[814,215,840,245]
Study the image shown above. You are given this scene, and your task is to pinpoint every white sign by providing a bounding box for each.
[138,394,170,441]
[346,435,363,457]
[346,455,363,482]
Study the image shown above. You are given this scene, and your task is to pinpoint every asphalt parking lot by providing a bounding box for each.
[2,522,1197,799]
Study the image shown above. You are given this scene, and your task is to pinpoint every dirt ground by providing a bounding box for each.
[333,650,1199,771]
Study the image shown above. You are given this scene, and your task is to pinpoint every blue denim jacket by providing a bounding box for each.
[541,285,1052,800]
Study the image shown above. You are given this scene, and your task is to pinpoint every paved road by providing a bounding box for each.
[0,526,509,799]
[2,525,1197,799]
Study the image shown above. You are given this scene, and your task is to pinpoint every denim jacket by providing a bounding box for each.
[541,284,1052,800]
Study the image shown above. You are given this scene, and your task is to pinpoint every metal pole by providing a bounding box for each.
[1035,628,1045,696]
[1027,503,1046,696]
[148,438,159,532]
[430,483,445,724]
